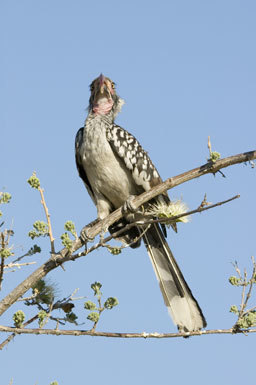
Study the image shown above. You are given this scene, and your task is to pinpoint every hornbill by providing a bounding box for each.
[75,74,206,331]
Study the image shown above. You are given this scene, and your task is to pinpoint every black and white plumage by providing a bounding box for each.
[75,74,206,331]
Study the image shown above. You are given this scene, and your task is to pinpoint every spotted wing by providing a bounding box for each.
[106,124,167,193]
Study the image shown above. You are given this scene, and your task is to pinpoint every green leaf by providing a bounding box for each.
[27,244,41,255]
[107,246,122,255]
[0,248,12,259]
[33,221,48,233]
[237,312,256,329]
[13,310,25,328]
[38,310,47,328]
[87,312,100,323]
[84,300,97,310]
[91,282,102,296]
[28,221,48,239]
[0,192,12,204]
[230,305,239,314]
[104,297,119,309]
[27,173,40,189]
[229,276,241,286]
[60,232,73,250]
[64,221,77,237]
[209,151,221,163]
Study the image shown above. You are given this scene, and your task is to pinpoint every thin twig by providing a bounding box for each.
[4,261,36,270]
[207,136,212,155]
[0,150,255,317]
[17,293,38,302]
[0,233,6,290]
[0,256,4,290]
[243,256,256,310]
[239,269,247,317]
[13,250,37,264]
[197,193,211,209]
[38,186,55,254]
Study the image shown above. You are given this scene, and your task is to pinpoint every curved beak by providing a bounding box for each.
[99,73,105,94]
[92,74,113,104]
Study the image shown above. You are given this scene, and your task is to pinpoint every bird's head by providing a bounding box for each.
[89,74,124,117]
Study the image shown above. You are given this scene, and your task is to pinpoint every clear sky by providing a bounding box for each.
[1,0,256,384]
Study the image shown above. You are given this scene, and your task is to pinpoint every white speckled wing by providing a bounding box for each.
[106,124,162,192]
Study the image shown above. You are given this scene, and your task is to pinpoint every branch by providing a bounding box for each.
[137,194,240,227]
[4,262,36,270]
[38,186,55,254]
[0,314,39,350]
[77,194,240,257]
[83,150,256,240]
[0,324,255,340]
[0,233,6,290]
[0,150,255,317]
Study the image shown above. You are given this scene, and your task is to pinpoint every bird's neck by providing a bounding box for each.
[92,97,114,115]
[87,96,125,122]
[86,110,114,126]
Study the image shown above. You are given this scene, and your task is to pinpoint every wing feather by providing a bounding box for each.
[75,127,96,204]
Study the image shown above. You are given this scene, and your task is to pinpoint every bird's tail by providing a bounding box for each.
[143,223,206,332]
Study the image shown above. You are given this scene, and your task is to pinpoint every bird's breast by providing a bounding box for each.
[81,120,139,208]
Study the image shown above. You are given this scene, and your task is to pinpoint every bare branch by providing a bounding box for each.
[0,324,255,341]
[38,186,55,254]
[4,262,36,270]
[0,150,255,317]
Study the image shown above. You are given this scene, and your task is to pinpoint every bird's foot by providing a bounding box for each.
[122,195,138,214]
[80,219,99,244]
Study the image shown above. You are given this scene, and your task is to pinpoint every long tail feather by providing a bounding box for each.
[143,223,206,332]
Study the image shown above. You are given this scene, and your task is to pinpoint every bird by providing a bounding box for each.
[75,74,206,332]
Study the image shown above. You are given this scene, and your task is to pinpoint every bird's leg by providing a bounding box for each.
[80,219,100,243]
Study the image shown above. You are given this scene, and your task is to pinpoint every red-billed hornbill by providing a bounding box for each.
[75,74,206,331]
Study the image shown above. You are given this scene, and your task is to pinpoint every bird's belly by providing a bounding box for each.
[82,140,138,209]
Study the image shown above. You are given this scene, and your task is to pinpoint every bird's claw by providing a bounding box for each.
[80,226,95,244]
[122,195,138,214]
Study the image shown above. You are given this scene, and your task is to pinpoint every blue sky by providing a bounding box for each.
[1,0,256,384]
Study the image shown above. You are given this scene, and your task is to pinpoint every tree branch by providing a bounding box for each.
[38,186,55,254]
[0,315,39,350]
[74,194,240,257]
[0,150,255,317]
[4,262,36,270]
[83,150,256,240]
[0,324,255,340]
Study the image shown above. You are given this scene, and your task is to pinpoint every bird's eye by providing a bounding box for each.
[111,82,115,89]
[90,85,94,91]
